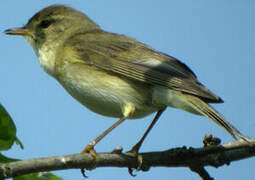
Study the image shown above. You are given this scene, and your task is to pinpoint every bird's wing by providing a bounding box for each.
[63,30,222,103]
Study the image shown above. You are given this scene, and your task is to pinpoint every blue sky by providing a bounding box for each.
[1,1,255,179]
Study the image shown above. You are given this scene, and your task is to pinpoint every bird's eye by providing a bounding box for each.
[38,19,55,29]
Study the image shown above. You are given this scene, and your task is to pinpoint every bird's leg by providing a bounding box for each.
[82,103,135,155]
[81,104,135,177]
[126,107,166,173]
[128,107,166,155]
[81,116,129,177]
[81,116,128,156]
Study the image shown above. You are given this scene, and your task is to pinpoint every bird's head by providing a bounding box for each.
[4,5,100,51]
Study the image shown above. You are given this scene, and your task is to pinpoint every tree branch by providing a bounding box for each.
[0,139,255,179]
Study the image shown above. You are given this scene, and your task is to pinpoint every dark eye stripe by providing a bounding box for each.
[38,19,55,28]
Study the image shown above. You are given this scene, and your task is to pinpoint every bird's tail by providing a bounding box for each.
[183,94,249,141]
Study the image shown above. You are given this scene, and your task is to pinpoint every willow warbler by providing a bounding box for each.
[4,5,249,155]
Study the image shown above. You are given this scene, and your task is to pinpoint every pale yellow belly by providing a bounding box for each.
[57,63,159,119]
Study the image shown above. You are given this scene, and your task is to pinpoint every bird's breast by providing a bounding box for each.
[57,63,158,119]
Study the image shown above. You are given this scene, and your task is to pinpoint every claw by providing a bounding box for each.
[126,154,144,176]
[82,141,96,155]
[82,141,98,162]
[80,142,98,178]
[81,168,88,178]
[128,167,137,177]
[136,154,143,171]
[125,148,143,175]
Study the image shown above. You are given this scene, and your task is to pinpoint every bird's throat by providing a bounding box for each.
[37,46,56,76]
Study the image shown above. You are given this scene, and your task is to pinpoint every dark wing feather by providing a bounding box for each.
[64,30,222,103]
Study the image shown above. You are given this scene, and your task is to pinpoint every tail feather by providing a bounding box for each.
[183,94,249,141]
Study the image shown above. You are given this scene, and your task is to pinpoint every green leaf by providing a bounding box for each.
[0,153,19,163]
[0,105,62,180]
[13,172,63,180]
[0,104,23,150]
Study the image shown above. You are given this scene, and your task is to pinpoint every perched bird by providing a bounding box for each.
[4,5,249,157]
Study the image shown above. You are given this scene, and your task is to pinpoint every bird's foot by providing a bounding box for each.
[81,141,98,161]
[125,146,144,176]
[80,141,98,178]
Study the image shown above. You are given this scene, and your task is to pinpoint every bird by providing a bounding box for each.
[4,4,249,158]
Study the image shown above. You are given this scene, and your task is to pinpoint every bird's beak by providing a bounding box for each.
[4,27,33,36]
